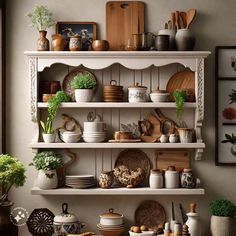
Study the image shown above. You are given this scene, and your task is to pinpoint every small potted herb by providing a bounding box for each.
[173,89,193,143]
[27,5,55,51]
[71,73,97,102]
[40,91,70,143]
[221,133,236,155]
[30,151,63,189]
[209,199,236,236]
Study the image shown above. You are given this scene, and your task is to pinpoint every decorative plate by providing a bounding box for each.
[27,208,55,236]
[166,70,195,102]
[135,200,166,231]
[115,149,151,180]
[62,68,97,101]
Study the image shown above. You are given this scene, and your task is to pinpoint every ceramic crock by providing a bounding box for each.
[54,203,85,236]
[181,168,196,189]
[158,29,176,50]
[149,169,163,189]
[175,29,195,51]
[128,83,147,103]
[164,166,179,189]
[99,208,123,226]
[69,35,82,51]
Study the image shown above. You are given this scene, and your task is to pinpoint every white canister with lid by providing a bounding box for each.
[164,166,179,189]
[128,83,147,103]
[99,208,123,226]
[149,169,163,189]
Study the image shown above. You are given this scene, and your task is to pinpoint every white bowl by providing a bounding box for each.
[83,136,106,143]
[150,93,169,102]
[84,122,106,132]
[129,231,154,236]
[62,132,81,143]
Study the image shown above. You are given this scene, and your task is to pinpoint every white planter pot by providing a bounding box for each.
[37,169,58,189]
[74,89,93,102]
[210,215,233,236]
[177,128,193,143]
[42,133,55,143]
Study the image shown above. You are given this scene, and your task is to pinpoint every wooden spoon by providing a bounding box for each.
[180,11,187,28]
[186,9,197,29]
[175,11,180,30]
[171,12,176,30]
[178,15,185,29]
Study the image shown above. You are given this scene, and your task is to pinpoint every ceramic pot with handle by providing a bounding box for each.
[99,208,123,226]
[54,203,85,236]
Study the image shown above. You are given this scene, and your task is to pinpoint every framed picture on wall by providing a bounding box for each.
[56,21,97,51]
[216,46,236,165]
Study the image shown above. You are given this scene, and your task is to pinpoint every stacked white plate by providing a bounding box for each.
[83,131,106,143]
[65,175,95,189]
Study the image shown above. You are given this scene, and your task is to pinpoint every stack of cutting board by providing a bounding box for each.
[106,1,145,50]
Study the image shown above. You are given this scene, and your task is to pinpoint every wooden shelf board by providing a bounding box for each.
[38,102,196,108]
[31,187,205,195]
[30,142,205,149]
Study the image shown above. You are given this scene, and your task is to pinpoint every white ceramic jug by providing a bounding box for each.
[186,203,201,236]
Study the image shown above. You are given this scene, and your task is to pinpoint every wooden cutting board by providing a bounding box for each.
[155,150,190,171]
[106,1,145,50]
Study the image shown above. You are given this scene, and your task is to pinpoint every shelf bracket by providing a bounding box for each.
[195,148,203,161]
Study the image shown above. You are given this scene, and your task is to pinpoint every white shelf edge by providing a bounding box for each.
[30,142,205,149]
[31,187,205,196]
[38,102,197,108]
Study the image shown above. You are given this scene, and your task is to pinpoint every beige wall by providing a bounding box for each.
[6,0,236,235]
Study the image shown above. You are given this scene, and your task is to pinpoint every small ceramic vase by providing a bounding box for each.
[99,171,114,188]
[37,31,49,51]
[52,34,66,51]
[149,169,163,189]
[175,29,195,51]
[169,134,178,143]
[186,203,201,236]
[181,169,196,189]
[160,134,169,143]
[69,35,82,51]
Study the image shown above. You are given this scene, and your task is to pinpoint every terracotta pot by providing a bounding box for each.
[210,215,233,236]
[92,40,109,51]
[52,34,66,51]
[0,203,18,236]
[69,36,82,51]
[37,31,49,51]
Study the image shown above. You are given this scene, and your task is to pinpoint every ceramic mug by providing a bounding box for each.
[114,131,133,140]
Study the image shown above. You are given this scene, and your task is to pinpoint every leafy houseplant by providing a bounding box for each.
[71,73,97,102]
[210,199,236,236]
[221,133,236,155]
[173,89,187,121]
[30,151,63,189]
[40,91,70,142]
[0,154,26,205]
[27,5,55,51]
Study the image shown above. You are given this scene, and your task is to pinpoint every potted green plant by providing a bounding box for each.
[209,199,236,236]
[30,151,63,189]
[27,5,55,51]
[71,73,97,102]
[221,133,236,155]
[0,154,26,234]
[41,91,70,143]
[173,89,193,143]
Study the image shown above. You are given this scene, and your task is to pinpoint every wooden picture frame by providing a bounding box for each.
[215,46,236,165]
[56,21,97,51]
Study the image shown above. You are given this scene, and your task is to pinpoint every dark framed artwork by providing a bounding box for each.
[216,46,236,165]
[56,21,97,51]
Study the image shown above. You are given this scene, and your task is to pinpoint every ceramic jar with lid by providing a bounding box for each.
[99,208,123,226]
[103,80,124,102]
[150,87,170,102]
[149,169,163,189]
[181,169,196,189]
[128,83,147,103]
[164,166,179,189]
[53,203,85,236]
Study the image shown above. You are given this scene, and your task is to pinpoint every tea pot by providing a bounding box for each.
[53,203,85,236]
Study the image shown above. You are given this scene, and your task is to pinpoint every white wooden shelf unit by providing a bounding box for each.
[25,51,210,196]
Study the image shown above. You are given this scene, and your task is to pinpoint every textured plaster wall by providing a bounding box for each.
[5,0,236,235]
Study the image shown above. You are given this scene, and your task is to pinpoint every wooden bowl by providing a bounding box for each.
[92,40,109,51]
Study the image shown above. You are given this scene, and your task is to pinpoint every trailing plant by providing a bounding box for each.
[29,151,63,171]
[40,91,70,134]
[27,5,55,31]
[209,199,236,217]
[71,73,96,90]
[0,154,26,205]
[173,89,187,120]
[221,133,236,145]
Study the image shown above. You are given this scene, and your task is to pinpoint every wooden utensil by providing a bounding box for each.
[186,9,197,29]
[180,11,187,28]
[175,11,180,30]
[178,15,185,29]
[106,1,145,50]
[171,12,176,30]
[155,150,190,171]
[168,20,172,30]
[165,22,168,29]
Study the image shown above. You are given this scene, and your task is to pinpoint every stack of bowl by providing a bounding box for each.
[83,120,106,143]
[97,208,124,236]
[103,80,124,102]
